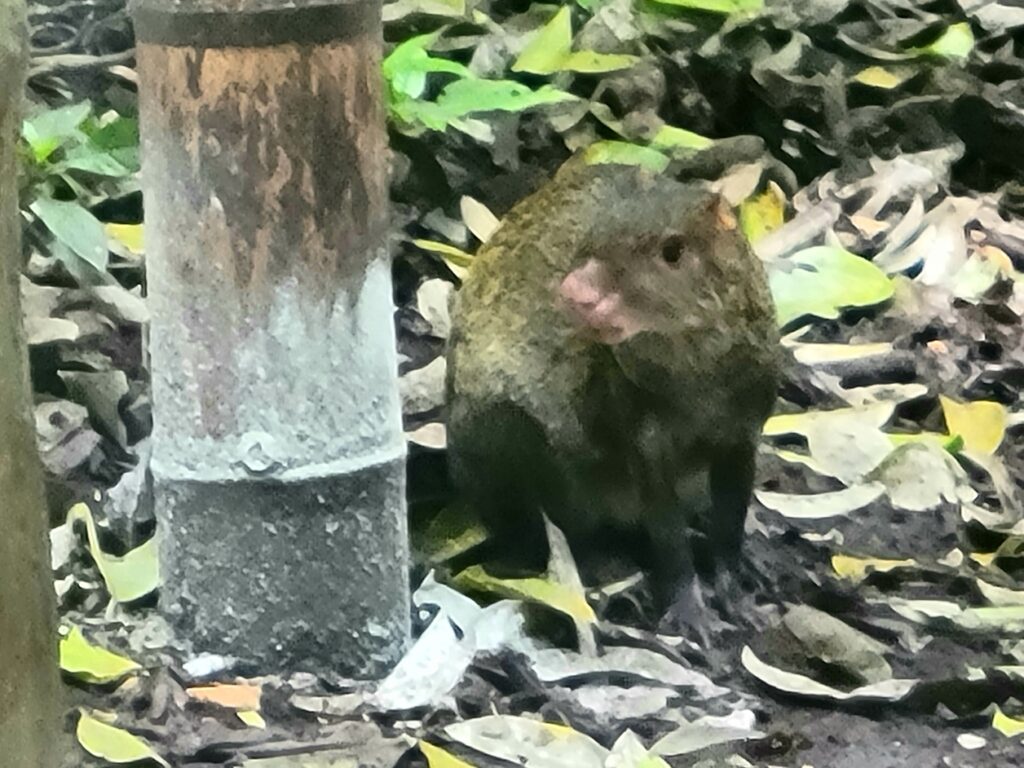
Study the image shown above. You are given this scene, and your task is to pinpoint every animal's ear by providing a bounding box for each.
[705,193,738,232]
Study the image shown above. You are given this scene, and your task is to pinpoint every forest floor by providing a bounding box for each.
[21,0,1024,766]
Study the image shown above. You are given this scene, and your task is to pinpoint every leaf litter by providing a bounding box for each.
[26,0,1024,765]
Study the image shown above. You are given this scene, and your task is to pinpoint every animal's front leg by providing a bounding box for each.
[707,441,758,618]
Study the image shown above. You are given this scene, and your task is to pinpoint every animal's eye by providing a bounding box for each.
[660,236,684,265]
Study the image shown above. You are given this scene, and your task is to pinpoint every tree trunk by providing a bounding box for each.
[0,0,65,762]
[131,0,409,676]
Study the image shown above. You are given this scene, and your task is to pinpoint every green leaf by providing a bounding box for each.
[85,115,139,150]
[513,7,637,75]
[768,246,894,328]
[29,198,110,271]
[22,102,92,162]
[383,31,473,99]
[646,0,762,13]
[67,503,161,603]
[57,144,132,177]
[414,503,489,565]
[559,50,639,73]
[390,96,449,131]
[914,22,974,60]
[435,78,578,117]
[77,711,170,767]
[512,6,572,74]
[453,564,596,622]
[583,140,670,172]
[650,124,714,153]
[60,626,141,685]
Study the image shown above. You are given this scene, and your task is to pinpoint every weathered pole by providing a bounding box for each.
[131,0,409,675]
[0,0,65,760]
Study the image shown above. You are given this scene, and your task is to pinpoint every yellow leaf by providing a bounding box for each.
[413,239,473,280]
[940,396,1006,455]
[852,66,907,89]
[993,706,1024,737]
[104,223,144,255]
[237,710,266,729]
[66,503,161,603]
[420,741,477,768]
[970,551,997,568]
[740,185,785,244]
[60,626,141,684]
[77,710,170,767]
[831,554,915,582]
[452,565,596,622]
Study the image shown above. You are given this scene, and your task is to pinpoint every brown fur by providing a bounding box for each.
[445,159,780,616]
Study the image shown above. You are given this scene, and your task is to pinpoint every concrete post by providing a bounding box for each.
[131,0,409,676]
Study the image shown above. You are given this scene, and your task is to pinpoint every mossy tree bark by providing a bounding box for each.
[0,0,65,762]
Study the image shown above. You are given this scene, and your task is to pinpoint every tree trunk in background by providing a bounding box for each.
[131,0,409,676]
[0,0,65,762]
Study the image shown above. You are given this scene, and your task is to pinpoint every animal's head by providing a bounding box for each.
[556,167,748,345]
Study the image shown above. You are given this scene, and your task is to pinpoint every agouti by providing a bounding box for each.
[445,158,780,627]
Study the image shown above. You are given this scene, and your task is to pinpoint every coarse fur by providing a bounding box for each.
[445,159,780,620]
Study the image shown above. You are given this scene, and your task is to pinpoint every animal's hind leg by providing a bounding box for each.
[707,442,758,614]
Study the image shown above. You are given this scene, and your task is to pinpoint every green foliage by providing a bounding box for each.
[19,101,139,277]
[512,6,639,75]
[769,246,895,329]
[29,198,109,272]
[644,0,762,13]
[582,140,669,171]
[383,29,578,135]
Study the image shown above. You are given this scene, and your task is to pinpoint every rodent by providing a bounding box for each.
[444,157,780,627]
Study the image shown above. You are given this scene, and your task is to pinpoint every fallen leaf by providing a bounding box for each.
[237,710,266,729]
[420,741,476,768]
[512,7,638,75]
[755,483,885,520]
[740,647,916,703]
[460,196,500,243]
[66,503,160,603]
[76,710,170,767]
[453,565,596,624]
[831,554,916,582]
[940,396,1006,455]
[105,223,144,256]
[445,715,608,768]
[769,245,894,328]
[59,626,141,684]
[993,707,1024,738]
[651,710,762,757]
[187,682,262,711]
